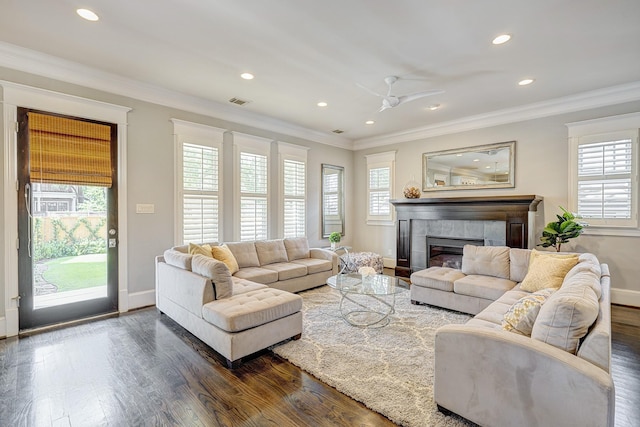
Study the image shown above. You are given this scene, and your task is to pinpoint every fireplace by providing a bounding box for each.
[390,195,543,277]
[427,236,484,268]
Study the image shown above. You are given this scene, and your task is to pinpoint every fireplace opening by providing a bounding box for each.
[426,236,484,268]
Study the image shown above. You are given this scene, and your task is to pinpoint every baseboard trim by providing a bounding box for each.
[611,288,640,308]
[383,257,396,269]
[128,290,156,310]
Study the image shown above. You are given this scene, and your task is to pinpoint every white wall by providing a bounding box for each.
[0,66,354,326]
[353,101,640,306]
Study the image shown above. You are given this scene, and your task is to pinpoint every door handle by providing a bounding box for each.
[24,183,32,258]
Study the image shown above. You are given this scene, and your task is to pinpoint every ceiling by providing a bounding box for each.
[1,0,639,147]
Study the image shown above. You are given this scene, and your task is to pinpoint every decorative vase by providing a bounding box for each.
[403,176,421,199]
[331,242,336,250]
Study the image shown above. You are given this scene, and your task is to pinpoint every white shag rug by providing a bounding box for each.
[272,285,474,427]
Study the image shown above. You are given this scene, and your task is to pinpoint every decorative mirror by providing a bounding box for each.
[422,141,515,191]
[321,164,344,238]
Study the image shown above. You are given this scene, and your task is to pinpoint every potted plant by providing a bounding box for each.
[329,232,341,250]
[538,206,588,252]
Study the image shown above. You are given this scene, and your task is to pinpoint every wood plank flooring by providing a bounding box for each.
[0,304,638,427]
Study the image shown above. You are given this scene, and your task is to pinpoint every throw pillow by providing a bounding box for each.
[188,242,213,257]
[519,250,579,292]
[211,244,240,275]
[502,288,555,336]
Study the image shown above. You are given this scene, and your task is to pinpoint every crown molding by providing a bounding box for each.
[0,42,353,150]
[353,81,640,151]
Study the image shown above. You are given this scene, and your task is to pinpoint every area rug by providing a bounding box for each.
[272,285,474,427]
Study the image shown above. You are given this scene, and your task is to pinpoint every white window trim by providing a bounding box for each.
[365,150,396,226]
[172,119,225,245]
[233,132,272,241]
[278,142,309,238]
[567,112,640,237]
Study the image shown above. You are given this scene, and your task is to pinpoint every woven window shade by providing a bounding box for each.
[28,112,113,187]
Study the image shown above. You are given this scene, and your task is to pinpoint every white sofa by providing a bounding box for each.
[411,245,614,427]
[156,237,338,368]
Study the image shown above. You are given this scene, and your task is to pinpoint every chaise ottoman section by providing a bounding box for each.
[202,288,302,332]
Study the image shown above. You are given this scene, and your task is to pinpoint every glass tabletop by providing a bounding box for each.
[326,274,408,296]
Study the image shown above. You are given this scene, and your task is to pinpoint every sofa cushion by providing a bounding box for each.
[163,249,192,271]
[461,245,511,279]
[226,241,260,268]
[519,250,579,292]
[454,275,516,300]
[231,277,268,295]
[474,301,513,326]
[255,239,289,266]
[284,237,310,261]
[191,254,233,299]
[262,262,308,281]
[211,244,239,274]
[502,288,555,336]
[562,253,602,299]
[411,267,466,292]
[290,258,333,274]
[188,242,213,257]
[531,283,600,353]
[509,248,531,283]
[233,267,279,284]
[202,288,302,333]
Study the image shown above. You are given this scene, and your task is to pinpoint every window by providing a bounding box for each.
[234,133,271,241]
[279,142,308,238]
[567,113,639,233]
[172,119,224,244]
[365,151,396,225]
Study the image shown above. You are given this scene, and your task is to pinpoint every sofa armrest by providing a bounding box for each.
[435,324,615,427]
[156,260,214,318]
[310,248,339,274]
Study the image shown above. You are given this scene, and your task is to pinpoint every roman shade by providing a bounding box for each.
[28,112,113,187]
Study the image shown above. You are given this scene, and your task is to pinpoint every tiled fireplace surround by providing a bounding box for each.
[390,195,543,277]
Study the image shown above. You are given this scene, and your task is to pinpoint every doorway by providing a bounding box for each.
[16,108,119,330]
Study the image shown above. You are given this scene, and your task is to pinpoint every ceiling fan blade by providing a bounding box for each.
[397,89,444,104]
[356,83,383,98]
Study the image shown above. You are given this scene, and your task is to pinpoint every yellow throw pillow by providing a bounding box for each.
[502,288,555,336]
[519,250,579,292]
[211,244,240,275]
[188,243,213,257]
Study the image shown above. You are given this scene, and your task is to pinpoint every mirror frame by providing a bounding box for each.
[422,141,515,192]
[321,164,345,238]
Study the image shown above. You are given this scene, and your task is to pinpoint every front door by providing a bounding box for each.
[16,108,119,330]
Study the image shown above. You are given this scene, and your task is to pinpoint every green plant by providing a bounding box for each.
[538,206,587,252]
[328,232,341,244]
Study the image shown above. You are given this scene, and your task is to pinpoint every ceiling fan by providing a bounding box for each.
[359,76,444,112]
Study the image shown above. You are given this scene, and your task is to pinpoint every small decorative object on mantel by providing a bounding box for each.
[538,206,588,252]
[329,232,341,250]
[403,176,421,199]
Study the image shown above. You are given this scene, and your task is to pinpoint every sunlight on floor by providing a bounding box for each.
[34,286,108,309]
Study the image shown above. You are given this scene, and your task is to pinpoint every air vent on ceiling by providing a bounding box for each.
[229,97,251,106]
[332,129,345,134]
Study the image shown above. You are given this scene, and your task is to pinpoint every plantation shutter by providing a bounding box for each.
[577,138,632,219]
[323,172,339,216]
[182,143,219,243]
[240,151,268,241]
[369,166,390,216]
[28,112,113,187]
[283,159,305,237]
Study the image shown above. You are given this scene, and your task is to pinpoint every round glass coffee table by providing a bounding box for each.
[326,274,408,328]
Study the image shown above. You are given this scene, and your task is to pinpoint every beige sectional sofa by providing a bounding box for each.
[155,237,338,368]
[411,245,614,427]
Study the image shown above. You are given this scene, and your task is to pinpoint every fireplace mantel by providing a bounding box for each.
[390,195,543,277]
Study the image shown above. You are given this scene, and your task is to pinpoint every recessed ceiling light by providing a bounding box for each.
[456,154,463,157]
[240,73,254,80]
[365,120,375,125]
[317,102,328,107]
[428,104,441,111]
[77,9,99,21]
[485,166,492,169]
[492,34,511,45]
[473,159,480,162]
[518,78,535,86]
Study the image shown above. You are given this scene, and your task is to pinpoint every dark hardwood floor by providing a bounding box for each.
[0,303,638,427]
